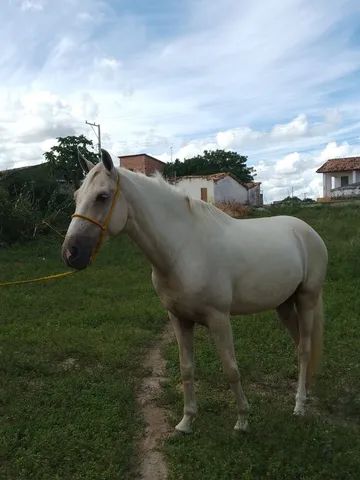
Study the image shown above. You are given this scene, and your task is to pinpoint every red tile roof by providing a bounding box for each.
[316,157,360,173]
[243,181,261,189]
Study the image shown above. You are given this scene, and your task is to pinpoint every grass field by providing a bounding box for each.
[164,204,360,480]
[0,236,164,479]
[1,204,360,479]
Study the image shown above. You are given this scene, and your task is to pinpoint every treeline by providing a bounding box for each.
[0,135,98,246]
[0,163,73,245]
[163,149,255,183]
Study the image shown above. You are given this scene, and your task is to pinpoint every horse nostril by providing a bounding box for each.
[70,245,79,259]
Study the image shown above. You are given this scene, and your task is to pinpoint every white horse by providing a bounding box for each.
[62,150,328,433]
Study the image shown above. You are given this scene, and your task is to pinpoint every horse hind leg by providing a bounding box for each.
[293,290,323,415]
[208,313,249,431]
[276,297,299,345]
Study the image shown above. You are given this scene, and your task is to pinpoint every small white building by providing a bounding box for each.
[174,173,262,207]
[317,157,360,199]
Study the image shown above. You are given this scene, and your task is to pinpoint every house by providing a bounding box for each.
[174,173,263,207]
[119,153,165,176]
[317,156,360,199]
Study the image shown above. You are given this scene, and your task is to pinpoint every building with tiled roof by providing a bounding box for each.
[317,156,360,199]
[174,172,263,207]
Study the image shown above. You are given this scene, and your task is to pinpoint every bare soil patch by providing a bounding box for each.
[136,323,173,480]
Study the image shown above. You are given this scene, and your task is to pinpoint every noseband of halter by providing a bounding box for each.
[71,172,121,261]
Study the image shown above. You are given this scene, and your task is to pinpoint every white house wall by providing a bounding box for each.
[332,171,353,188]
[323,173,332,197]
[176,178,215,202]
[214,177,248,204]
[247,186,261,206]
[332,185,360,198]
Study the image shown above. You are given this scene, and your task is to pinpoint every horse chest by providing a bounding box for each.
[151,270,211,322]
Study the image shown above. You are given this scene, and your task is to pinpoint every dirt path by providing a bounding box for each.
[136,324,174,480]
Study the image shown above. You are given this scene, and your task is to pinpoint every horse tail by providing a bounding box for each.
[307,290,324,386]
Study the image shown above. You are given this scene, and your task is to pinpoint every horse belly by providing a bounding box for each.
[230,260,303,315]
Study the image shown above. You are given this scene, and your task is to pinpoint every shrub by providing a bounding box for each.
[216,201,251,218]
[0,187,41,245]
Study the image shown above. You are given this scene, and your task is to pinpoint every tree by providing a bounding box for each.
[43,135,99,189]
[163,149,255,182]
[278,196,315,205]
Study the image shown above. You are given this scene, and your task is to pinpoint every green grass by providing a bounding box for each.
[1,205,360,479]
[0,235,164,479]
[164,204,360,480]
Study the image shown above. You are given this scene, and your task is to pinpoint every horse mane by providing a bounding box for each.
[119,168,231,225]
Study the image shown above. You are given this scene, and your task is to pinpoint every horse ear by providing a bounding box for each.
[85,159,95,172]
[101,149,114,171]
[77,148,95,173]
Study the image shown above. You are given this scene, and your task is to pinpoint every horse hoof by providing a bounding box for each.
[175,418,193,434]
[293,406,305,416]
[170,428,188,438]
[234,418,249,432]
[175,425,192,434]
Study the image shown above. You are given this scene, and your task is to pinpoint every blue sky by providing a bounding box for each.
[1,0,360,201]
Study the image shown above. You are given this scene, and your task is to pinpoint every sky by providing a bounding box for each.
[1,0,360,202]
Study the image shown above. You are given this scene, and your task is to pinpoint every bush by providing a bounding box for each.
[0,187,41,245]
[216,201,251,218]
[0,181,74,246]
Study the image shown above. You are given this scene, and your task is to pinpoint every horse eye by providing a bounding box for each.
[96,193,110,202]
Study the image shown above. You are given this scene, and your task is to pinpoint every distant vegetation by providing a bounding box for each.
[44,134,99,189]
[164,149,256,183]
[0,135,97,245]
[275,195,316,205]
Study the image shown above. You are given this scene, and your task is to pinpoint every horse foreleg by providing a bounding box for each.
[208,313,249,431]
[169,312,197,433]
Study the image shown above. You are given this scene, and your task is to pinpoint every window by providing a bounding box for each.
[200,188,208,201]
[341,176,349,187]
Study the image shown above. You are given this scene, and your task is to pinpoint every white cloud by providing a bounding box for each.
[274,152,301,174]
[0,89,84,169]
[317,141,352,163]
[1,0,360,203]
[97,57,122,70]
[20,0,45,12]
[271,114,308,139]
[216,127,263,149]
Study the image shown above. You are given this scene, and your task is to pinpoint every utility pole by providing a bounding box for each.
[86,120,101,158]
[170,145,173,163]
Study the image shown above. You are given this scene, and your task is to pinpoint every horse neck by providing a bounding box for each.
[119,169,194,273]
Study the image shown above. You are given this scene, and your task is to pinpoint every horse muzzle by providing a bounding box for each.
[62,237,94,270]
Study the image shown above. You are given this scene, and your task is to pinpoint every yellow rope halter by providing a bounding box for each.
[71,172,121,262]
